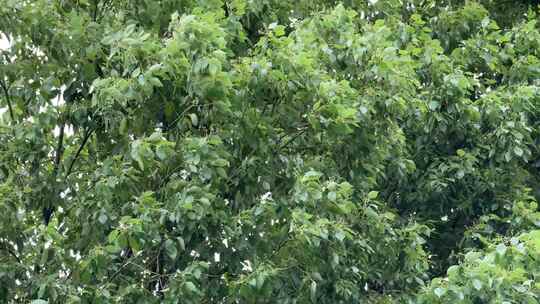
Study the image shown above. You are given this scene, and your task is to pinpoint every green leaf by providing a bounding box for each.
[504,151,512,162]
[428,100,440,110]
[434,287,446,298]
[131,140,146,170]
[496,244,507,256]
[4,1,540,303]
[165,239,178,259]
[335,230,345,242]
[211,159,229,167]
[274,25,286,37]
[98,213,108,224]
[185,281,198,293]
[328,191,337,202]
[177,237,185,251]
[368,191,379,199]
[310,281,317,303]
[38,283,47,299]
[189,113,199,127]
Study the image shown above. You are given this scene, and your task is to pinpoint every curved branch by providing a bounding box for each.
[0,241,22,264]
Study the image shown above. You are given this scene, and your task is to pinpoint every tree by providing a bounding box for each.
[0,0,539,303]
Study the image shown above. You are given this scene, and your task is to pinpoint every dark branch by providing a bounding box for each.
[45,102,71,226]
[65,127,94,179]
[0,241,22,264]
[92,0,99,21]
[0,79,15,122]
[278,127,308,150]
[52,119,66,178]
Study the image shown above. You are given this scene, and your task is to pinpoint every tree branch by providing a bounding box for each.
[278,127,308,150]
[45,101,71,225]
[92,0,99,21]
[0,79,15,122]
[103,252,145,286]
[0,241,22,264]
[65,127,94,180]
[52,121,66,178]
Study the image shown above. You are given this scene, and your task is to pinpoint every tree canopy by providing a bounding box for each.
[0,0,539,303]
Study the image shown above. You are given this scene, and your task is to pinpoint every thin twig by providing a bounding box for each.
[278,127,308,150]
[104,258,135,286]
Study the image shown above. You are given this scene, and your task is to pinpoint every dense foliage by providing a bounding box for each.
[0,0,539,303]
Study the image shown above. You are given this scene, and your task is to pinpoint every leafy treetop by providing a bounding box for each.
[0,0,539,303]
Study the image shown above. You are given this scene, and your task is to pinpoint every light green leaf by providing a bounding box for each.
[368,191,379,199]
[189,113,199,127]
[165,239,178,259]
[496,244,507,256]
[434,287,446,298]
[328,191,337,202]
[428,100,440,110]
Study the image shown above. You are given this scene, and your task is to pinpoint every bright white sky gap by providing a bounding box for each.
[0,33,9,50]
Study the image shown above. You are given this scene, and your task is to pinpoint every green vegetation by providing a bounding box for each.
[0,0,539,303]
